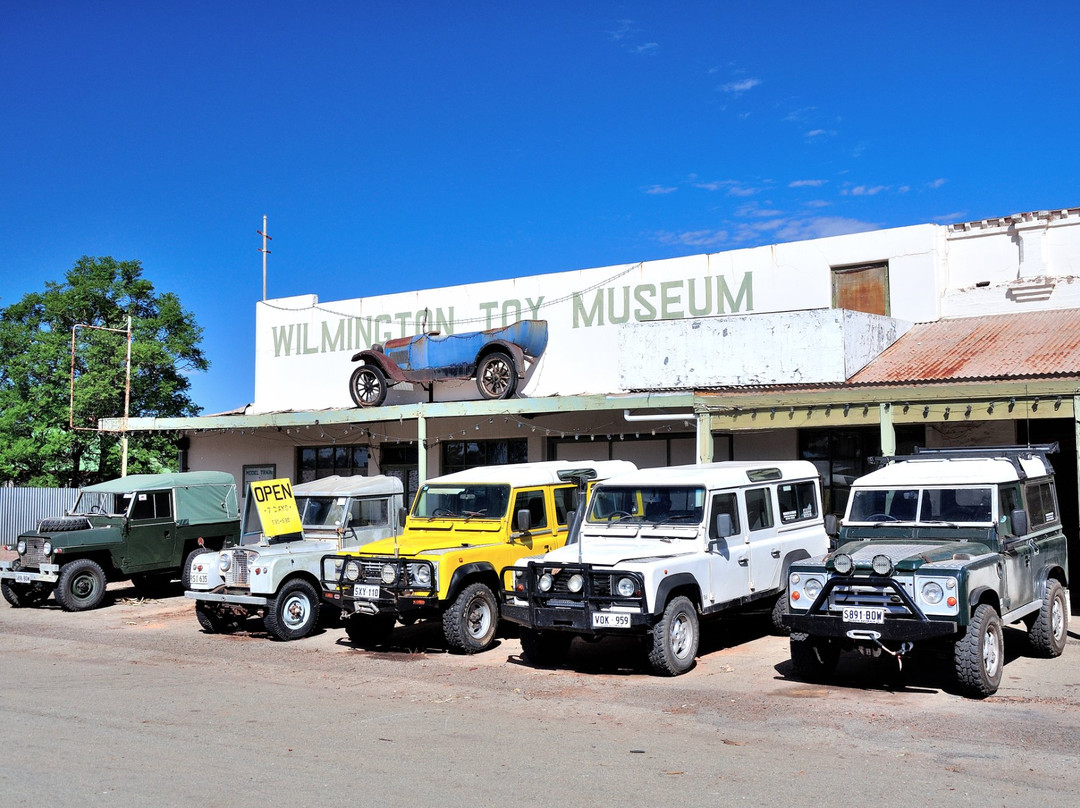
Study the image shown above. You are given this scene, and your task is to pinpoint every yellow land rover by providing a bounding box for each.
[321,460,635,653]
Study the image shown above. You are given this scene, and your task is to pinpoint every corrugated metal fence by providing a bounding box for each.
[1,487,79,545]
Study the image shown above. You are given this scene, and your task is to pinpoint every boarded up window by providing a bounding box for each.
[832,262,889,315]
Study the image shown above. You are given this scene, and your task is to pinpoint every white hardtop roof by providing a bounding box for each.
[594,460,820,488]
[854,455,1050,488]
[424,460,638,488]
[291,474,403,497]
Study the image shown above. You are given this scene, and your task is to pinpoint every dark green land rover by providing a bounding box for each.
[1,471,240,611]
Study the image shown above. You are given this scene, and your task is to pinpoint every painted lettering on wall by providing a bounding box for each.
[269,272,753,357]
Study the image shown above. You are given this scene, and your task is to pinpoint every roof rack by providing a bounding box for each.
[869,443,1058,479]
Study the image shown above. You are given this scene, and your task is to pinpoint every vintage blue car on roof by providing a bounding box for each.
[348,320,548,407]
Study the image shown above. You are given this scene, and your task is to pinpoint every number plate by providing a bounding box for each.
[353,584,381,600]
[190,572,209,586]
[14,572,33,584]
[843,607,885,624]
[591,612,631,629]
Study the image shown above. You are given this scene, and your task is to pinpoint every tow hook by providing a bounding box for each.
[355,601,380,616]
[847,629,914,668]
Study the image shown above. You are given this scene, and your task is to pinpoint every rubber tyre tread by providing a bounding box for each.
[195,601,240,634]
[953,603,1004,698]
[770,593,791,636]
[2,580,47,608]
[647,595,699,676]
[181,548,206,591]
[350,365,388,408]
[519,628,573,667]
[264,578,321,641]
[1028,579,1068,658]
[476,352,517,400]
[442,582,499,653]
[54,558,107,612]
[789,633,840,683]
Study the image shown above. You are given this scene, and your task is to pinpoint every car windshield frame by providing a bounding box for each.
[412,483,512,520]
[71,491,127,517]
[586,484,706,530]
[846,485,995,525]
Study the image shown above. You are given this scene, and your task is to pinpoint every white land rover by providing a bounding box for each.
[502,461,829,675]
[186,475,404,640]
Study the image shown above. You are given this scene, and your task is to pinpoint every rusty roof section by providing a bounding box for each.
[848,309,1080,385]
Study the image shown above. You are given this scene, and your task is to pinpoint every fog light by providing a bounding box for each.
[381,564,396,585]
[833,553,853,574]
[344,560,361,582]
[872,555,894,576]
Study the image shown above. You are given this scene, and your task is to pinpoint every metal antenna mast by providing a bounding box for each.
[257,215,272,300]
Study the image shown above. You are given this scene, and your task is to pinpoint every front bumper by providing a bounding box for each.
[324,586,438,617]
[784,612,959,641]
[0,561,59,584]
[185,589,269,607]
[501,601,651,633]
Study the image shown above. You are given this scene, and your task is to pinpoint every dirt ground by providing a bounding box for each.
[2,581,1079,807]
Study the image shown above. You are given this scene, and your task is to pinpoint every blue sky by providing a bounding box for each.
[2,2,1078,415]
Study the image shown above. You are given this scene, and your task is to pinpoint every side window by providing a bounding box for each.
[553,486,576,527]
[708,492,740,539]
[999,484,1022,536]
[745,488,774,532]
[512,489,548,531]
[1025,481,1059,527]
[778,481,819,524]
[352,498,389,528]
[131,492,158,520]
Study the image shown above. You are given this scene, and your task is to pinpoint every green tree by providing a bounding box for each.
[0,256,208,486]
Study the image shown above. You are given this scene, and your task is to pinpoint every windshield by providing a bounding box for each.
[848,486,993,524]
[71,491,127,517]
[296,495,390,530]
[412,484,510,519]
[587,485,706,526]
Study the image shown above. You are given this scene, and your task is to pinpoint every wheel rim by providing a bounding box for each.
[982,625,1001,678]
[1051,595,1065,641]
[355,369,382,404]
[465,595,493,639]
[72,572,98,602]
[281,592,312,630]
[481,358,512,397]
[670,611,693,659]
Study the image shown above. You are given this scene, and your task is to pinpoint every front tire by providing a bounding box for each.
[1028,579,1068,658]
[647,595,699,676]
[2,580,48,608]
[54,558,107,612]
[519,628,573,667]
[195,600,240,634]
[954,603,1004,698]
[443,582,499,653]
[476,352,517,400]
[264,579,320,641]
[770,593,790,636]
[350,364,388,407]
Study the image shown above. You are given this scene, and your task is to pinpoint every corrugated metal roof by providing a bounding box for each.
[848,309,1080,385]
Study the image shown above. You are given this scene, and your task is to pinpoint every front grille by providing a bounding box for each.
[827,578,914,615]
[19,537,49,567]
[531,566,640,607]
[225,550,250,587]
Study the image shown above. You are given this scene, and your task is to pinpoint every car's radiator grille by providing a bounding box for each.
[19,537,49,567]
[225,550,250,587]
[827,580,914,615]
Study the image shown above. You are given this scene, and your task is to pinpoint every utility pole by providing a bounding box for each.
[257,215,272,300]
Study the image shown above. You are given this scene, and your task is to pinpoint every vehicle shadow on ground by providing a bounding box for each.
[330,617,512,656]
[773,623,1038,697]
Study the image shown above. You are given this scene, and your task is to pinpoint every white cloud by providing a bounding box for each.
[928,178,947,189]
[654,215,880,251]
[634,42,659,55]
[656,229,730,248]
[847,185,889,196]
[719,78,761,94]
[642,184,677,195]
[789,179,826,188]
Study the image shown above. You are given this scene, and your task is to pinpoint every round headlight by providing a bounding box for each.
[218,553,231,573]
[538,573,553,592]
[616,577,636,598]
[832,553,853,575]
[567,573,584,593]
[872,554,894,576]
[344,560,361,582]
[16,539,27,555]
[43,540,53,556]
[803,578,823,600]
[413,565,431,586]
[381,563,397,585]
[921,581,944,604]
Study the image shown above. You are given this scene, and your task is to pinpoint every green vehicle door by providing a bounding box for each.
[122,489,179,572]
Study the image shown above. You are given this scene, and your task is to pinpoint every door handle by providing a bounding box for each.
[771,549,781,558]
[738,558,748,566]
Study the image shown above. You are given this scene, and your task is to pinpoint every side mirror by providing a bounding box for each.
[1010,508,1029,537]
[824,513,840,537]
[398,506,408,527]
[516,509,532,534]
[714,513,735,539]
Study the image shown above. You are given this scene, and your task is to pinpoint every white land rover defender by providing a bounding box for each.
[186,475,403,640]
[502,461,829,675]
[784,445,1069,698]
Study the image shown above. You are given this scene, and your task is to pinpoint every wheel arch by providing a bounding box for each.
[445,561,500,604]
[653,573,702,614]
[968,585,1001,615]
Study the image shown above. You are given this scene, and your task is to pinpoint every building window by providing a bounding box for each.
[297,445,370,482]
[799,425,924,516]
[381,443,420,506]
[832,262,889,316]
[442,439,528,476]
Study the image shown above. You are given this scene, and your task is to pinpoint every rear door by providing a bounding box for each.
[744,486,782,594]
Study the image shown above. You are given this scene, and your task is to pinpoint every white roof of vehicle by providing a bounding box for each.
[291,474,403,497]
[853,455,1050,487]
[424,460,637,488]
[593,460,820,488]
